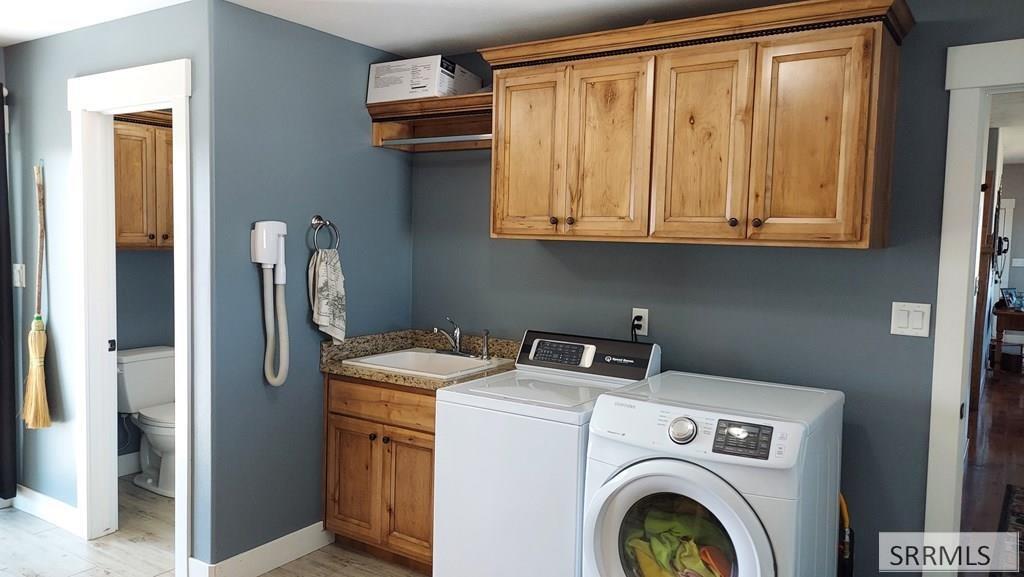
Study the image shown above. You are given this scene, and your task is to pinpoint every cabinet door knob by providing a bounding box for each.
[162,233,170,240]
[148,233,156,240]
[751,218,763,228]
[369,433,377,441]
[382,436,391,445]
[549,216,558,225]
[728,218,739,227]
[565,216,576,226]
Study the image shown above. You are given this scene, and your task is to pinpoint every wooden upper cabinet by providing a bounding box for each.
[114,120,173,249]
[492,65,568,236]
[114,123,157,247]
[483,1,909,248]
[651,43,755,240]
[565,56,653,237]
[381,425,434,564]
[748,27,874,243]
[155,127,174,248]
[325,414,384,544]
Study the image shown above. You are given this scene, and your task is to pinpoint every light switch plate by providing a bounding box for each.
[891,302,931,337]
[11,264,25,288]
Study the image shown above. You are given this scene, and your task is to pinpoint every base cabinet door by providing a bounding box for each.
[748,28,874,243]
[564,56,653,237]
[492,65,569,235]
[114,122,157,248]
[325,415,384,544]
[651,43,755,240]
[381,425,435,564]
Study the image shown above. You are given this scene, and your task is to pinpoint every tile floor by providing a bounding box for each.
[0,477,422,577]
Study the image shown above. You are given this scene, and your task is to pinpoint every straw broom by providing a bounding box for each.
[22,164,50,429]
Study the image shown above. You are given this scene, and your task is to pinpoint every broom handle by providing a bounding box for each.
[34,165,45,317]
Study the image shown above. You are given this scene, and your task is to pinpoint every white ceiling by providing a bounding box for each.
[227,0,789,57]
[0,0,190,47]
[992,93,1024,164]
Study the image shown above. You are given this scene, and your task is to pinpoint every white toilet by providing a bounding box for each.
[116,346,175,498]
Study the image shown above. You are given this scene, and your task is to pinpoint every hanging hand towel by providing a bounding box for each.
[308,248,346,343]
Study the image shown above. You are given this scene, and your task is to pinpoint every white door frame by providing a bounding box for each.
[66,59,204,577]
[925,39,1024,543]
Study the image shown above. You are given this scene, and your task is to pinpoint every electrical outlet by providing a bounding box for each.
[632,307,649,337]
[12,264,25,288]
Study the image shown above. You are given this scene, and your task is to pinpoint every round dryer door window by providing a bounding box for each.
[618,492,737,577]
[583,459,775,577]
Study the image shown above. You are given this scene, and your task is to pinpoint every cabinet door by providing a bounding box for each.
[565,56,653,237]
[651,44,755,239]
[381,425,434,564]
[114,122,157,247]
[748,28,874,243]
[492,65,568,236]
[155,127,174,248]
[325,415,383,544]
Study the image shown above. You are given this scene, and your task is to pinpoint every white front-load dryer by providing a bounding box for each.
[582,371,844,577]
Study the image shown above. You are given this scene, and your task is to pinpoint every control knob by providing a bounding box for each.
[668,417,698,445]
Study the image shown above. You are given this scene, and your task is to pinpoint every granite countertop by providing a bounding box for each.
[321,329,520,391]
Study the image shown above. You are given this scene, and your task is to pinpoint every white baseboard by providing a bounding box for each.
[14,484,83,537]
[188,522,332,577]
[118,452,141,477]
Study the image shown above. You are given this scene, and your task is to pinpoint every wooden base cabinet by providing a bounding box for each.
[324,377,435,569]
[484,1,911,248]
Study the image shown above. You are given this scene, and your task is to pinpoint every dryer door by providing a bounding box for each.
[583,459,775,577]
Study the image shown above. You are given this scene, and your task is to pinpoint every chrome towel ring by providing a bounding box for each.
[311,214,340,250]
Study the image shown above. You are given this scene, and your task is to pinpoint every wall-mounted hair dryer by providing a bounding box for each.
[251,221,289,386]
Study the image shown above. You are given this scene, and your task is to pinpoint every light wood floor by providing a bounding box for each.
[0,477,422,577]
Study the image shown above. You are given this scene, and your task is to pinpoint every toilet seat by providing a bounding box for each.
[138,402,175,428]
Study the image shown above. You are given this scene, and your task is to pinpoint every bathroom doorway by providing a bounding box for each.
[111,108,177,564]
[65,59,208,577]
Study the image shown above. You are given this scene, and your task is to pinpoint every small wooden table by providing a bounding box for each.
[992,309,1024,371]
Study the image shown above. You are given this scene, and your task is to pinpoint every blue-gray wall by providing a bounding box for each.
[411,2,1024,575]
[116,251,175,349]
[4,0,211,507]
[203,0,411,562]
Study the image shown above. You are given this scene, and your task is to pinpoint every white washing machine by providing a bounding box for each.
[434,330,661,577]
[583,371,844,577]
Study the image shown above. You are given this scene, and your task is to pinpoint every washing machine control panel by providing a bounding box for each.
[712,420,773,460]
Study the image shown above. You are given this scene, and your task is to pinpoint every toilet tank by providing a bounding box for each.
[117,346,174,413]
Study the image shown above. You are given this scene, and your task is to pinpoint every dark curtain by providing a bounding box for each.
[0,83,16,499]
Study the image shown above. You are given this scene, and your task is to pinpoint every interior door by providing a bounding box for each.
[748,28,874,243]
[565,55,653,237]
[583,459,775,577]
[492,65,568,235]
[114,122,157,247]
[381,425,434,563]
[651,43,755,240]
[325,414,383,544]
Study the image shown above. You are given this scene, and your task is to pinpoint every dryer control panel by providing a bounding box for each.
[713,420,773,460]
[590,396,806,470]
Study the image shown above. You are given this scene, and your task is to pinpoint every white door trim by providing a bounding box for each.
[66,59,203,577]
[925,39,1024,547]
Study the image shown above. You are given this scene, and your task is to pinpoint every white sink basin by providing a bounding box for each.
[343,348,507,380]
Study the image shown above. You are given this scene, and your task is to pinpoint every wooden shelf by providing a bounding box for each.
[368,92,493,152]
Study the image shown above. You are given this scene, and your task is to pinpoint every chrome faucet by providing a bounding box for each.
[433,316,462,354]
[481,329,491,360]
